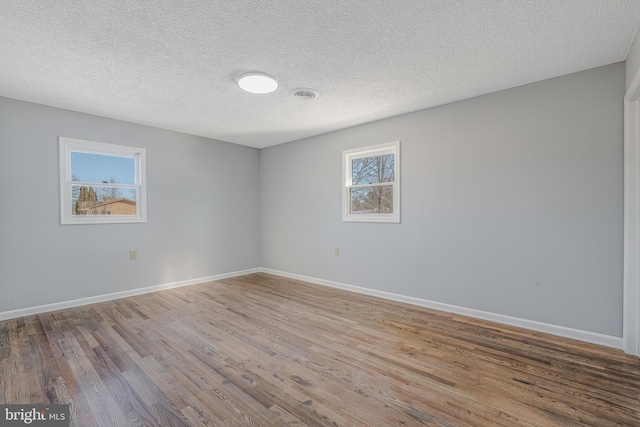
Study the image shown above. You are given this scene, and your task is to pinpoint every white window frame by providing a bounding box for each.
[343,141,400,223]
[59,137,147,225]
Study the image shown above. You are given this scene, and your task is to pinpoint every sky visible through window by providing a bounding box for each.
[71,152,135,184]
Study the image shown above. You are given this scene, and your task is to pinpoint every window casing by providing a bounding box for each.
[59,137,147,224]
[343,141,400,223]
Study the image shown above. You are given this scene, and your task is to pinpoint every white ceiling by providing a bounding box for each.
[2,1,640,149]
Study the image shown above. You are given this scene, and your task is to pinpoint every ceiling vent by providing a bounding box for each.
[290,88,320,100]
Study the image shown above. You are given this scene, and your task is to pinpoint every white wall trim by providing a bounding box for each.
[1,266,624,350]
[0,268,261,322]
[261,268,623,350]
[624,69,640,356]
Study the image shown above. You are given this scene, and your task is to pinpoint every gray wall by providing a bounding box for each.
[0,97,260,313]
[628,27,640,90]
[0,63,626,337]
[261,62,625,337]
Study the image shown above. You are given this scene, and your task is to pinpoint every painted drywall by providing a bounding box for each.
[627,27,640,90]
[0,97,260,313]
[260,62,625,337]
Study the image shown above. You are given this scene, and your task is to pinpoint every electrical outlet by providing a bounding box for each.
[130,250,137,260]
[334,247,340,256]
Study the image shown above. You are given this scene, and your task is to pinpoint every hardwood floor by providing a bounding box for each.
[1,273,639,426]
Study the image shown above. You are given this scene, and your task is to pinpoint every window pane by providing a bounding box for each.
[352,154,394,185]
[350,185,393,214]
[71,152,135,185]
[71,185,137,216]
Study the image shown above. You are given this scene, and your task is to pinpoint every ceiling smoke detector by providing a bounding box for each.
[290,88,320,100]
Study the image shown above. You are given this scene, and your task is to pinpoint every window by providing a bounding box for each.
[343,141,400,223]
[59,137,147,224]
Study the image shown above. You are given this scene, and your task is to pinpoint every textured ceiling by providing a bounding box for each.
[2,1,640,148]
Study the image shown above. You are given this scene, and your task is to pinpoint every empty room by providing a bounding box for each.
[1,1,640,426]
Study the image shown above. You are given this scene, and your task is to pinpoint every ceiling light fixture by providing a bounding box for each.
[237,72,278,94]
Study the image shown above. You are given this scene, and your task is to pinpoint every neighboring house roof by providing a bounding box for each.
[77,198,136,215]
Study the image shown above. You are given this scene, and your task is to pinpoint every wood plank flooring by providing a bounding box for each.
[1,272,639,426]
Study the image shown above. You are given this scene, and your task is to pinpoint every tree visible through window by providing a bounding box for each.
[343,141,400,223]
[70,151,137,216]
[351,153,395,214]
[59,137,147,224]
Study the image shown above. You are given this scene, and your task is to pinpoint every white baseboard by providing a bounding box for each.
[1,267,624,351]
[260,268,624,350]
[0,268,261,322]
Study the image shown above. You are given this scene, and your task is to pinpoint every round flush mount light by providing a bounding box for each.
[237,72,278,94]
